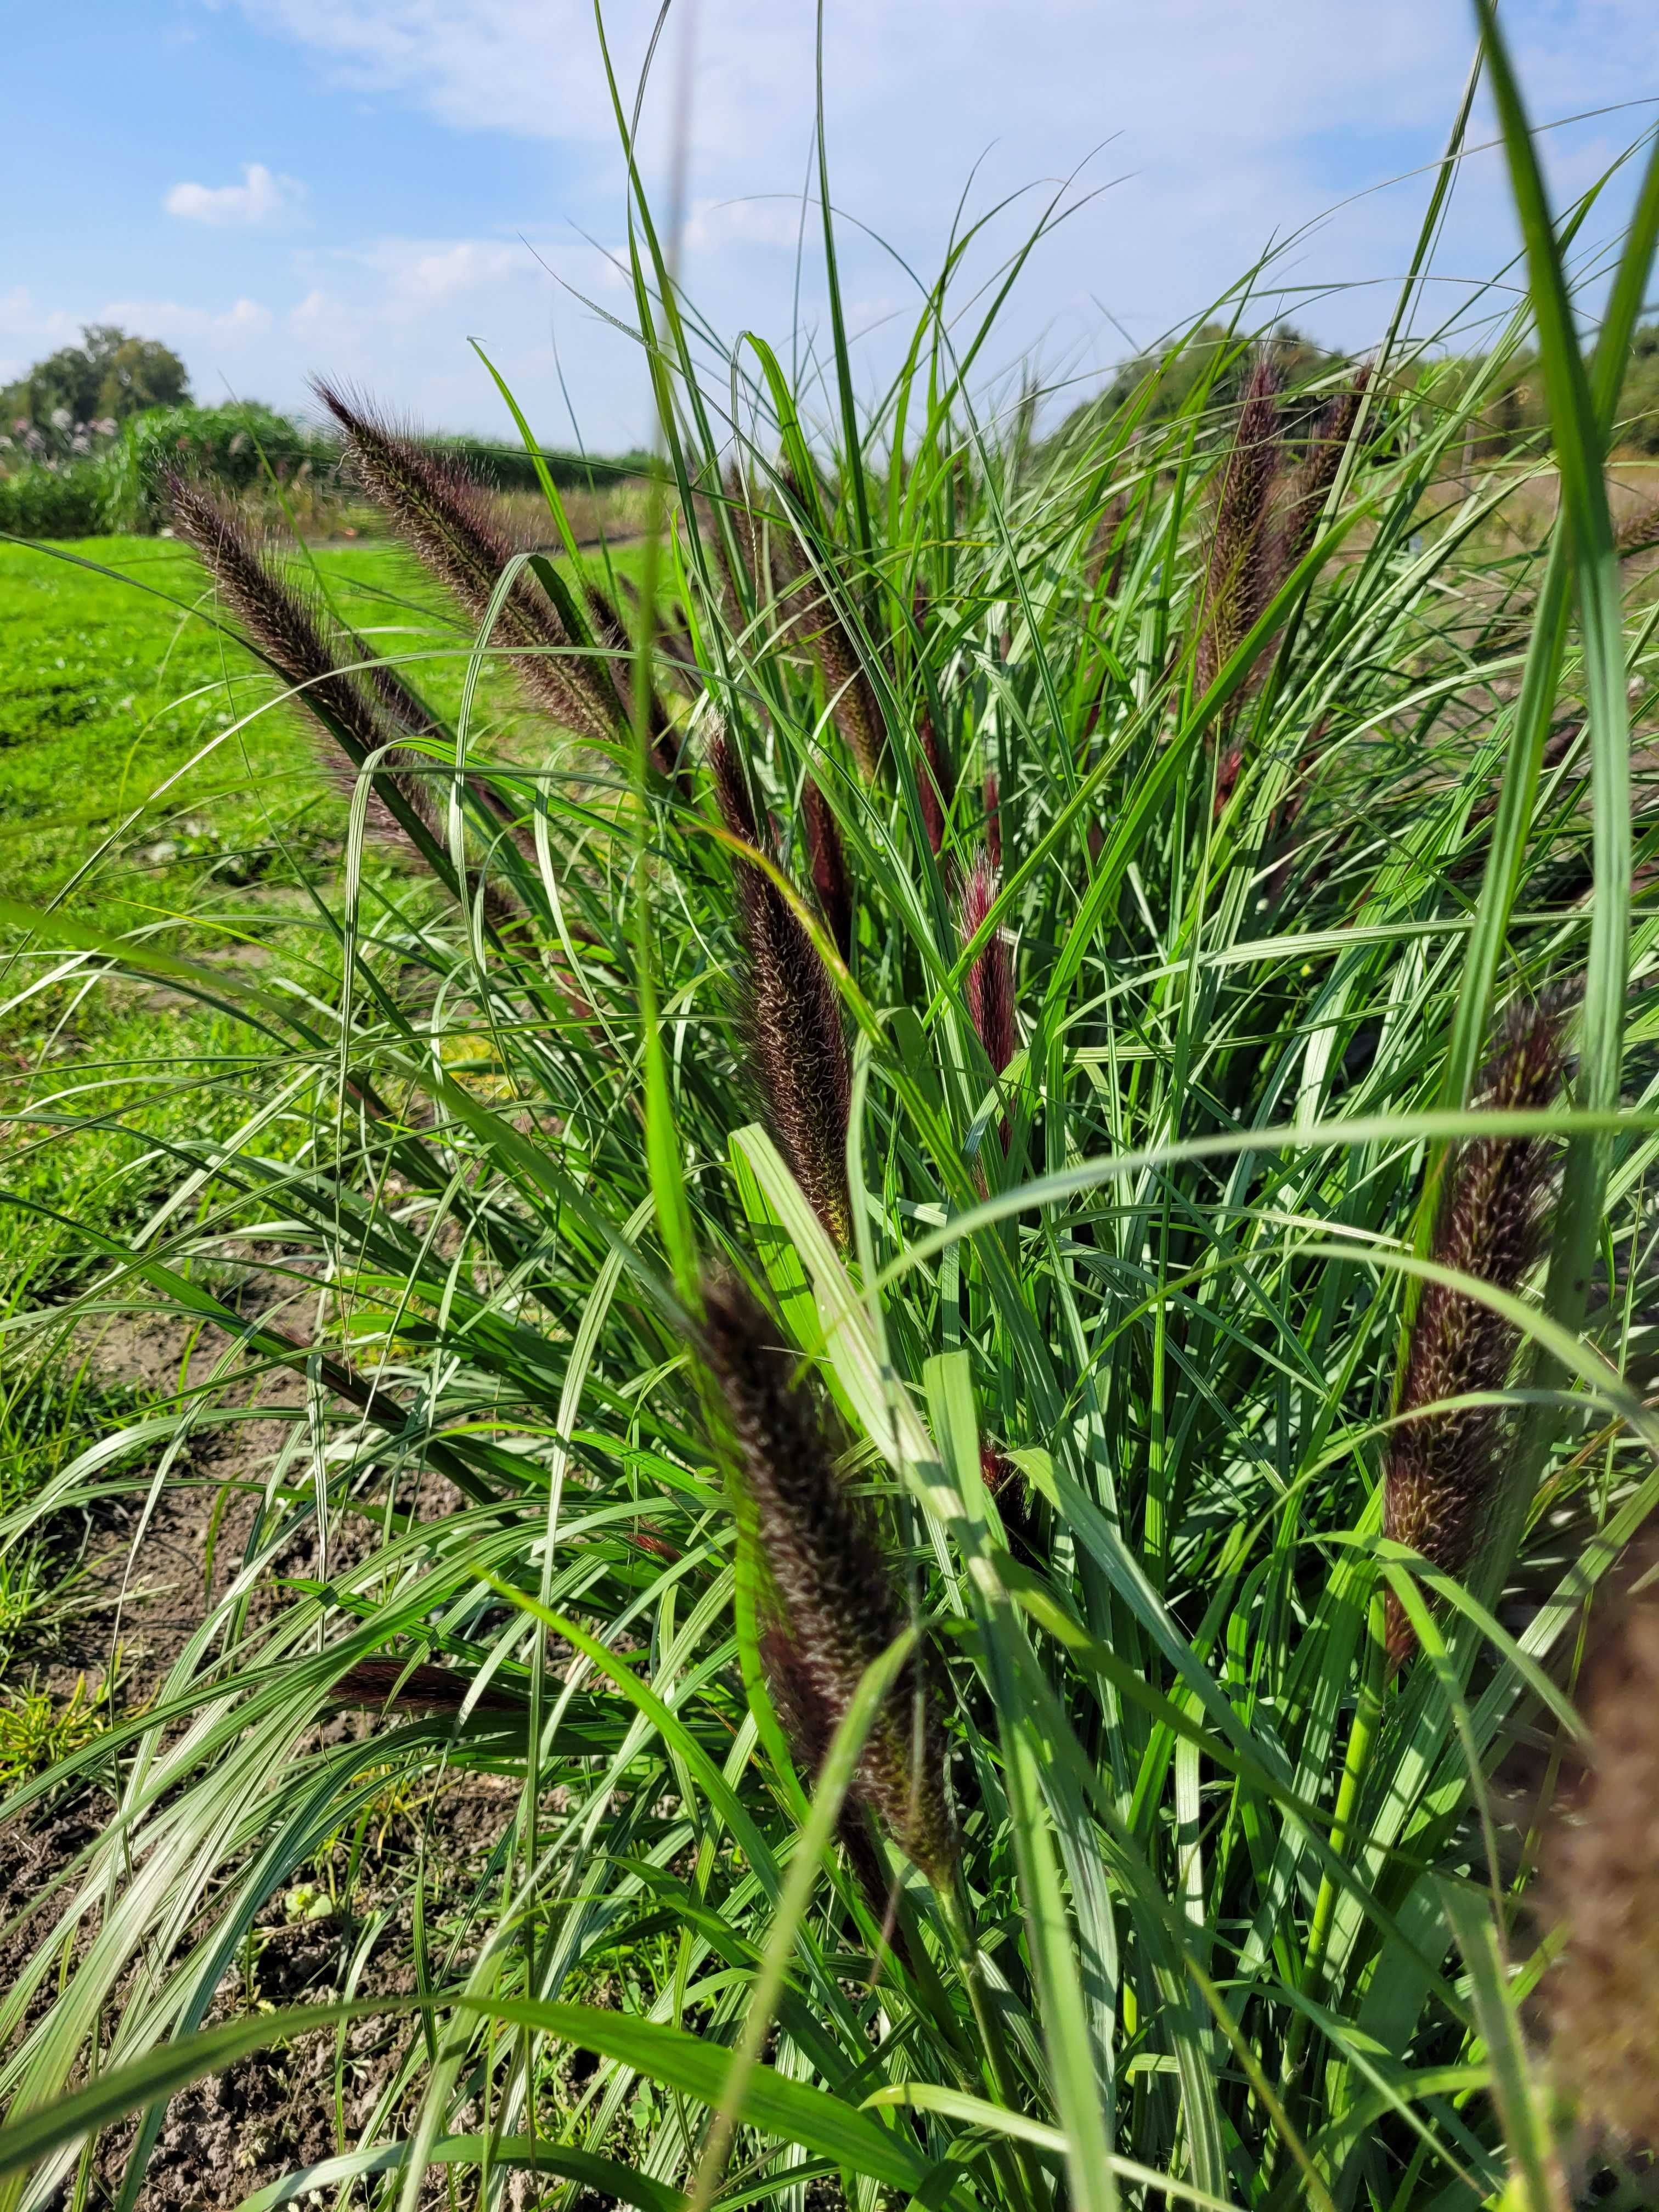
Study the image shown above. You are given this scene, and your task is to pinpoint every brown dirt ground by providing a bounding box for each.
[0,1299,541,2210]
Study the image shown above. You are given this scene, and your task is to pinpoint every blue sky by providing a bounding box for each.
[5,2,1656,447]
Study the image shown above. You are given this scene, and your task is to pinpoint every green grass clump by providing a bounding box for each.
[0,1672,116,1795]
[1,14,1658,2206]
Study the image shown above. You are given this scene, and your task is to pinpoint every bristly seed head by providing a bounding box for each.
[1194,354,1283,700]
[802,775,854,961]
[331,1657,524,1716]
[769,468,884,781]
[980,1438,1038,1560]
[713,462,885,781]
[167,475,612,958]
[1383,996,1567,1666]
[314,382,625,747]
[168,476,464,857]
[708,732,854,1248]
[1268,368,1369,590]
[1615,494,1659,561]
[961,849,1017,1091]
[918,715,955,856]
[1088,492,1131,597]
[582,578,685,792]
[700,1272,957,1887]
[803,580,885,781]
[759,1622,901,1921]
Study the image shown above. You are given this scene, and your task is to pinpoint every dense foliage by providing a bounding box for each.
[0,324,191,437]
[0,330,665,540]
[2,16,1658,2210]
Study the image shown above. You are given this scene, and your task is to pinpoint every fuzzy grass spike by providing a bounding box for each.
[700,1271,956,1887]
[708,732,854,1247]
[315,382,626,747]
[1383,998,1566,1666]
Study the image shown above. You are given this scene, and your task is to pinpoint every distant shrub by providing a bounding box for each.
[0,323,190,431]
[0,406,334,538]
[100,404,342,531]
[1621,324,1659,454]
[0,460,111,538]
[0,396,664,538]
[434,433,663,494]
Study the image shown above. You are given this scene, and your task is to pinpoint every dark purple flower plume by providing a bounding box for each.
[708,732,853,1248]
[1384,998,1567,1666]
[1087,492,1131,597]
[961,851,1016,1149]
[167,475,527,926]
[713,462,886,779]
[701,1272,957,1887]
[1269,369,1369,584]
[760,1623,901,1925]
[331,1657,525,1716]
[980,1440,1039,1561]
[314,382,625,746]
[1615,495,1659,561]
[918,716,955,856]
[802,579,885,781]
[802,775,854,961]
[1194,355,1283,699]
[582,577,687,792]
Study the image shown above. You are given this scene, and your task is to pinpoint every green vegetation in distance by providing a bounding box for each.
[0,533,507,924]
[0,323,191,436]
[2,5,1659,2208]
[0,318,665,539]
[1065,314,1659,459]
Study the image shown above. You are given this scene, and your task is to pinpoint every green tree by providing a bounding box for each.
[92,329,191,419]
[1048,321,1340,456]
[1,324,190,428]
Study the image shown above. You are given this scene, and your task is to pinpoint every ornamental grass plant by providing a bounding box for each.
[3,9,1659,2207]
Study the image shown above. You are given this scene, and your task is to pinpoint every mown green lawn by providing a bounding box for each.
[0,533,496,927]
[0,523,645,1671]
[0,532,523,1392]
[0,524,644,1272]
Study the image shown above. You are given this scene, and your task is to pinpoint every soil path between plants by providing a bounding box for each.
[1,1293,527,2210]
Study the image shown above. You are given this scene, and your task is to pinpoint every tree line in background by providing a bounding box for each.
[4,315,1658,544]
[0,323,658,539]
[1059,315,1659,457]
[0,323,192,444]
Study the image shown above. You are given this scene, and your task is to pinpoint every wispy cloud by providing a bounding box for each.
[0,289,81,387]
[253,233,633,427]
[165,161,305,227]
[12,1,1654,443]
[684,198,806,254]
[100,296,274,342]
[368,238,528,301]
[0,287,79,343]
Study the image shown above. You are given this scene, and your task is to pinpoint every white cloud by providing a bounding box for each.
[0,287,80,345]
[232,1,1468,180]
[220,0,1657,399]
[99,296,274,343]
[165,161,305,227]
[246,233,632,429]
[378,238,527,300]
[289,287,332,329]
[684,198,805,254]
[23,2,1656,447]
